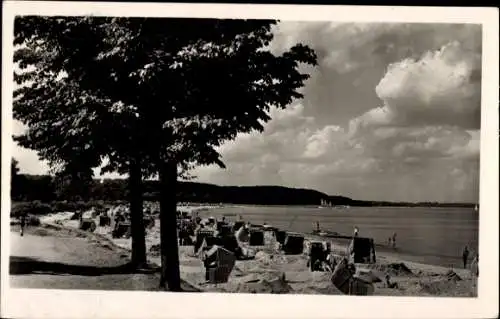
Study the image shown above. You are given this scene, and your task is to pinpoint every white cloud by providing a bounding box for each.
[375,41,481,129]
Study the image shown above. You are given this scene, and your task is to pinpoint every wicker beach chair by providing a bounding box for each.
[99,215,111,227]
[90,209,99,219]
[70,211,82,220]
[218,224,233,237]
[273,230,287,245]
[282,233,305,255]
[79,218,97,233]
[232,221,245,233]
[112,221,131,238]
[349,277,375,295]
[218,235,243,258]
[204,245,236,284]
[330,259,354,294]
[194,229,215,254]
[248,229,265,246]
[235,225,250,243]
[308,241,326,271]
[351,237,376,263]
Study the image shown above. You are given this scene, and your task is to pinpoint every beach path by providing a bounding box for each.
[9,226,200,292]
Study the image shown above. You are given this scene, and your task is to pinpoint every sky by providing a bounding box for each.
[11,22,482,203]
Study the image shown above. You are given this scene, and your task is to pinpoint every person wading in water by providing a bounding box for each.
[462,245,470,269]
[391,232,397,248]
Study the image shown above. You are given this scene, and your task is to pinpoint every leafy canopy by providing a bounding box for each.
[14,17,317,176]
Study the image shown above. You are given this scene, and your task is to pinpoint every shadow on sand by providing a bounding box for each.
[10,256,159,276]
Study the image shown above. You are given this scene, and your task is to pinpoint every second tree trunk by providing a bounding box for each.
[159,160,182,291]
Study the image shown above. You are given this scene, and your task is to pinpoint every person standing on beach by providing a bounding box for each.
[462,245,470,269]
[392,232,397,248]
[471,253,479,276]
[353,226,359,237]
[20,213,26,237]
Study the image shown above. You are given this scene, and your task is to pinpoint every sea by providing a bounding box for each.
[194,205,479,268]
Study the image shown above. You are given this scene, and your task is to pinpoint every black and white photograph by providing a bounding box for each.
[2,2,498,319]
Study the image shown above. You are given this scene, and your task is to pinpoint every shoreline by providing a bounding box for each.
[176,202,478,210]
[192,206,476,269]
[38,207,471,274]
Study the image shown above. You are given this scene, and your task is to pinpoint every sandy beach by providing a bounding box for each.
[27,205,478,297]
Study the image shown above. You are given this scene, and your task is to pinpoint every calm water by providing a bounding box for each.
[196,205,479,268]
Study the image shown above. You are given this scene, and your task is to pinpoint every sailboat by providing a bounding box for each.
[319,199,333,208]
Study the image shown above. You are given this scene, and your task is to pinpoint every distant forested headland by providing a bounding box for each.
[10,173,476,208]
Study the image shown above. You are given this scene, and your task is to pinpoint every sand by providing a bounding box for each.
[35,208,478,297]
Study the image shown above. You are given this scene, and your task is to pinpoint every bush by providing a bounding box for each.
[11,201,52,217]
[50,200,106,212]
[27,216,41,226]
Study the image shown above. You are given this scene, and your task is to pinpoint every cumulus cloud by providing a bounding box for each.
[346,39,481,176]
[373,41,481,129]
[270,22,482,127]
[193,22,481,202]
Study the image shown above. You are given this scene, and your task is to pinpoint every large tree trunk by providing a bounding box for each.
[158,160,182,291]
[129,157,147,268]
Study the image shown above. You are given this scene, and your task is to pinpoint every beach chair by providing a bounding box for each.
[204,245,236,284]
[282,233,305,255]
[349,277,375,295]
[179,227,194,246]
[194,216,202,225]
[216,221,225,231]
[79,218,97,232]
[308,241,326,271]
[235,225,250,243]
[248,229,265,246]
[352,237,375,263]
[274,230,287,245]
[112,222,131,238]
[70,211,82,220]
[91,209,99,219]
[218,224,233,237]
[330,259,355,294]
[232,221,245,233]
[99,215,111,227]
[217,235,243,259]
[204,235,219,249]
[194,229,215,254]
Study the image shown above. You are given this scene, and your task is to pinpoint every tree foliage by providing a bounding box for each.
[14,17,316,170]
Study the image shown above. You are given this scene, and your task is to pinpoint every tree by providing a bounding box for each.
[13,17,150,268]
[13,17,317,291]
[11,158,21,200]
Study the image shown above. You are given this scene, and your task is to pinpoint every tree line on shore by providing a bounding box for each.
[11,164,476,208]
